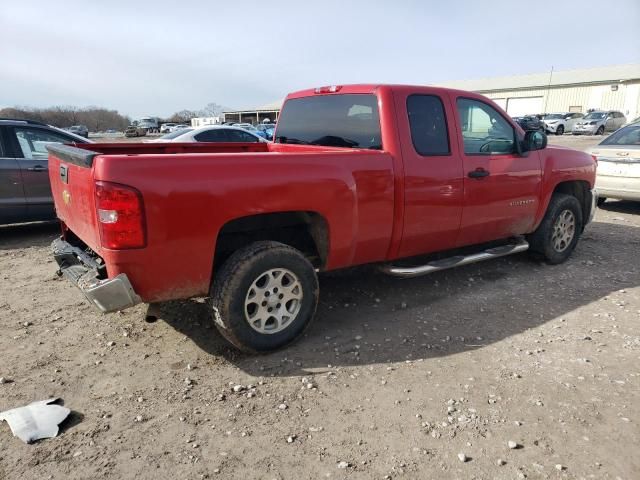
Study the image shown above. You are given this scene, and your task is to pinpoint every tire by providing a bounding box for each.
[556,125,564,135]
[596,126,605,135]
[527,193,583,264]
[210,241,319,353]
[597,197,607,207]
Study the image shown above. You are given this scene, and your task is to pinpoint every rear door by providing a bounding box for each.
[10,126,83,220]
[395,89,464,258]
[453,96,542,247]
[0,126,26,223]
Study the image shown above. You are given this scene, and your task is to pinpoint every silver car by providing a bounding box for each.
[572,110,626,135]
[590,122,640,204]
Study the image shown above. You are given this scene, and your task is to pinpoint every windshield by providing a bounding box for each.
[584,112,606,120]
[599,125,640,146]
[275,94,382,149]
[160,128,193,139]
[544,114,564,120]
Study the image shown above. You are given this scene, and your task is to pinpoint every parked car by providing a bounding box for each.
[159,123,177,134]
[48,84,596,353]
[148,128,194,142]
[0,118,90,225]
[589,122,640,205]
[169,124,189,133]
[65,125,89,138]
[257,123,277,140]
[573,110,626,135]
[512,115,545,132]
[542,112,584,135]
[124,125,147,137]
[148,125,267,143]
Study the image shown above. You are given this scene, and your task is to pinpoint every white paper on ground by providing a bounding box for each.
[0,398,71,444]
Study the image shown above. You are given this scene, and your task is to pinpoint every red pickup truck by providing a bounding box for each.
[48,84,597,352]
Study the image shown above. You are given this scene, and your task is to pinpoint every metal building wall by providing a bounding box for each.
[481,81,639,119]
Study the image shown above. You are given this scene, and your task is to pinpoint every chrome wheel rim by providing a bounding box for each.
[551,209,576,253]
[244,268,303,334]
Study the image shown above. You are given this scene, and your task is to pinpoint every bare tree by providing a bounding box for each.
[0,105,130,131]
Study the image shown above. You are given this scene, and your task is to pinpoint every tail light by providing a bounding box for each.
[95,181,146,249]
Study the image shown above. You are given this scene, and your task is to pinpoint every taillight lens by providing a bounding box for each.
[95,181,146,249]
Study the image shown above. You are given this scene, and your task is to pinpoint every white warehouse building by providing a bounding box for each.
[442,64,640,120]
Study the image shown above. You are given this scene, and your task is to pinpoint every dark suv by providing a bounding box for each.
[512,115,545,132]
[0,119,90,225]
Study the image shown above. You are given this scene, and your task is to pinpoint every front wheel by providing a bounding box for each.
[527,193,583,264]
[210,241,319,353]
[556,125,564,135]
[596,126,605,135]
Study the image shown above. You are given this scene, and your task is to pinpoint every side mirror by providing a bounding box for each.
[524,130,547,151]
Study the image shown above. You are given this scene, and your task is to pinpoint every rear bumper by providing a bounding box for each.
[52,238,141,313]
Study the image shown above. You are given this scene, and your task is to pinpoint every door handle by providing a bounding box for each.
[468,168,490,179]
[27,165,47,172]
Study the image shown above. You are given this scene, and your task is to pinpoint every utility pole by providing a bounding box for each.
[543,66,554,114]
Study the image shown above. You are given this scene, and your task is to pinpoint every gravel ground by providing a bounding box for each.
[1,135,638,480]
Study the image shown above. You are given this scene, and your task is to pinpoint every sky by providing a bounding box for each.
[1,0,639,119]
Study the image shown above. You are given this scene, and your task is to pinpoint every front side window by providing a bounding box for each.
[456,98,515,155]
[406,95,450,156]
[275,94,381,149]
[14,127,74,160]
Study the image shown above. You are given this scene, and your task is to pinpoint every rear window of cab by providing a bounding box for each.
[275,94,382,150]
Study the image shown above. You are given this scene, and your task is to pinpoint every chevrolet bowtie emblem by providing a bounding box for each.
[62,190,71,205]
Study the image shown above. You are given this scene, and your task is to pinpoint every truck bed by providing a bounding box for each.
[47,142,396,302]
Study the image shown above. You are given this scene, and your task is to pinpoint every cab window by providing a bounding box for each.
[407,95,450,156]
[456,98,515,155]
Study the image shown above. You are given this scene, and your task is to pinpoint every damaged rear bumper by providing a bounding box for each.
[52,238,141,313]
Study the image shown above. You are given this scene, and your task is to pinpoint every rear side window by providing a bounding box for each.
[275,94,381,149]
[194,129,228,142]
[227,130,260,142]
[407,95,450,156]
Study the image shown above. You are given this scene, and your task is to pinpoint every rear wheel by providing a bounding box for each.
[210,241,319,353]
[596,126,605,135]
[556,125,564,135]
[527,193,583,264]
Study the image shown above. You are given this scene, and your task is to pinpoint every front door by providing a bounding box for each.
[396,90,464,258]
[11,126,75,220]
[453,97,542,247]
[0,127,26,223]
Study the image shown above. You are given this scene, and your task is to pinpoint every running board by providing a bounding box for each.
[381,239,529,278]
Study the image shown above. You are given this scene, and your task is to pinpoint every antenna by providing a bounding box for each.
[543,66,554,114]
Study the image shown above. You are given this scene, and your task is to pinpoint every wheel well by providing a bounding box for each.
[214,211,329,271]
[552,180,591,226]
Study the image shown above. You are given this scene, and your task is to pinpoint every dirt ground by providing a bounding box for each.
[1,135,639,480]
